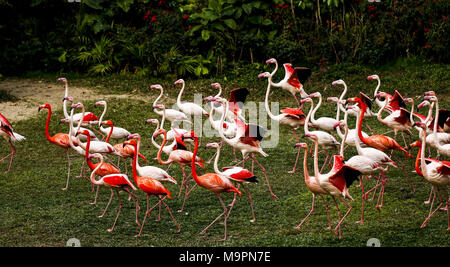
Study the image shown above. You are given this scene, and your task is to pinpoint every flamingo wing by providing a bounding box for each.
[393,108,412,125]
[388,90,406,111]
[103,174,136,190]
[437,109,450,129]
[228,88,250,110]
[281,108,306,120]
[329,165,361,192]
[222,166,258,183]
[0,113,14,137]
[359,92,373,111]
[436,163,450,176]
[138,177,172,199]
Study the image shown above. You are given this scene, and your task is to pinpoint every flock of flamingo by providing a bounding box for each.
[0,58,449,240]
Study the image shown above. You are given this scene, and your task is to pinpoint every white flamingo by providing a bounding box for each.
[151,84,190,123]
[95,100,131,142]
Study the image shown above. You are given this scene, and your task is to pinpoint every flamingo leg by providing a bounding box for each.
[107,189,123,232]
[289,129,301,173]
[332,196,342,238]
[252,153,278,200]
[155,198,162,222]
[335,196,352,239]
[90,184,100,205]
[99,188,114,218]
[0,140,16,172]
[62,149,71,191]
[160,197,181,232]
[364,120,374,135]
[356,176,366,223]
[295,193,315,229]
[135,195,164,237]
[320,195,332,230]
[243,184,256,223]
[421,188,445,229]
[123,187,141,227]
[178,166,186,197]
[178,183,197,213]
[200,194,228,240]
[424,186,435,205]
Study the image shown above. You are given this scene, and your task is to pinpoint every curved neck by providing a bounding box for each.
[63,81,69,118]
[304,100,314,134]
[354,109,365,154]
[153,88,164,108]
[420,127,427,176]
[414,142,423,177]
[302,147,311,186]
[409,99,415,125]
[377,97,389,121]
[213,146,223,175]
[373,78,384,108]
[264,75,279,121]
[90,156,104,186]
[339,113,349,157]
[105,122,113,143]
[85,134,96,170]
[312,137,321,186]
[336,83,347,120]
[310,96,322,125]
[156,131,171,165]
[131,137,140,181]
[356,106,369,145]
[218,100,234,144]
[44,107,52,141]
[68,109,80,151]
[190,137,200,183]
[176,81,185,108]
[424,102,434,124]
[98,103,107,127]
[433,99,443,150]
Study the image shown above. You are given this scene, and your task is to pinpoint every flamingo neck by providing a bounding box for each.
[268,61,280,87]
[414,142,423,177]
[153,88,163,108]
[309,96,322,125]
[264,75,279,121]
[62,82,69,118]
[190,137,200,183]
[304,100,314,134]
[302,146,311,187]
[131,138,140,182]
[85,132,96,170]
[356,105,369,145]
[432,99,443,150]
[312,137,321,186]
[156,131,171,165]
[218,99,234,144]
[105,122,113,143]
[339,112,349,157]
[373,78,384,108]
[98,102,107,127]
[376,97,389,122]
[354,109,364,155]
[90,156,104,186]
[213,145,223,176]
[420,127,427,177]
[44,107,52,142]
[176,81,185,108]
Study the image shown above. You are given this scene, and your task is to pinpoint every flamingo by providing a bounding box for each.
[151,84,189,123]
[334,115,388,222]
[0,113,25,172]
[124,134,177,221]
[413,121,449,230]
[292,142,332,230]
[126,138,181,237]
[174,79,209,117]
[206,142,258,223]
[425,95,450,158]
[38,103,78,190]
[185,131,241,240]
[332,98,369,148]
[308,92,339,133]
[211,83,248,122]
[94,100,131,142]
[367,75,406,113]
[347,94,411,158]
[210,97,276,200]
[258,71,307,173]
[304,133,361,239]
[152,104,194,144]
[88,153,140,232]
[375,92,413,148]
[147,118,187,156]
[61,94,99,126]
[301,97,340,171]
[265,58,311,107]
[154,128,205,212]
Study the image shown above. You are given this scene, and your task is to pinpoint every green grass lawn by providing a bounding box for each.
[1,63,449,247]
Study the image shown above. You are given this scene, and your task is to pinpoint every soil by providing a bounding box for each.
[0,78,146,123]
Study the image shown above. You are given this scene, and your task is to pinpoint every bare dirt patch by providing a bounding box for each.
[0,78,147,122]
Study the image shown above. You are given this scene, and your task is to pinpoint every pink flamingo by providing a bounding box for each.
[414,122,449,230]
[211,83,249,122]
[95,100,131,142]
[186,131,241,240]
[88,153,140,232]
[265,58,311,108]
[127,137,181,237]
[259,71,307,173]
[293,142,332,230]
[206,142,258,223]
[38,103,78,190]
[0,113,25,172]
[368,75,406,113]
[151,84,190,123]
[304,133,361,239]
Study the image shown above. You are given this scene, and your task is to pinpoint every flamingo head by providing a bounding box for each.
[127,133,140,140]
[294,142,308,149]
[152,128,166,139]
[424,91,435,96]
[153,104,165,110]
[347,105,360,112]
[60,118,70,124]
[412,121,426,129]
[367,74,379,80]
[375,92,388,99]
[417,100,429,110]
[205,142,220,149]
[101,120,113,127]
[150,84,163,90]
[403,98,413,104]
[308,92,321,98]
[331,79,344,86]
[283,63,292,68]
[57,77,67,83]
[302,133,318,140]
[347,97,362,105]
[88,153,102,160]
[211,82,221,89]
[38,103,51,112]
[62,96,74,102]
[423,95,437,102]
[300,98,312,104]
[409,140,421,148]
[258,72,270,79]
[94,100,106,107]
[265,58,276,64]
[203,96,216,102]
[146,119,158,124]
[123,139,137,148]
[333,120,345,129]
[76,129,90,137]
[326,97,339,103]
[70,102,83,110]
[174,79,184,86]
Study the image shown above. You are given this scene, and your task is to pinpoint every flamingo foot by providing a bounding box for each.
[424,200,431,205]
[107,228,114,233]
[250,219,255,223]
[355,219,365,224]
[288,169,296,174]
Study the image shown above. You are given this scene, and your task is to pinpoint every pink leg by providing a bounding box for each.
[178,183,197,213]
[62,150,71,191]
[98,188,114,218]
[90,184,100,205]
[320,195,332,230]
[295,193,315,229]
[289,129,301,174]
[424,186,435,205]
[200,194,228,240]
[421,188,445,229]
[0,140,16,172]
[252,154,277,200]
[178,166,186,197]
[356,176,366,223]
[123,187,141,227]
[332,196,342,238]
[335,196,352,239]
[160,197,181,232]
[243,184,256,223]
[107,189,123,232]
[135,195,164,237]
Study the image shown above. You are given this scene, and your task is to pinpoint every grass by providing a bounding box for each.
[0,63,449,247]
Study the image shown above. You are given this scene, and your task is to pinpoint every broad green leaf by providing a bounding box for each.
[262,18,272,26]
[223,18,237,30]
[84,0,103,10]
[117,0,134,13]
[242,3,252,14]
